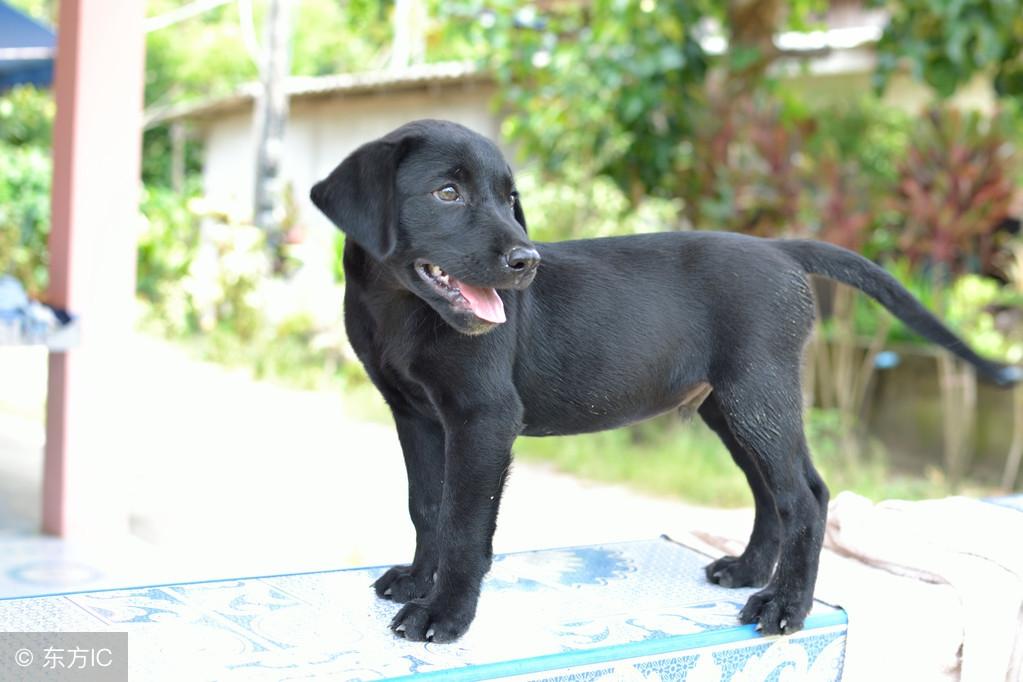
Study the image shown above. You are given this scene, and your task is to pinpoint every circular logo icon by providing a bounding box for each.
[14,648,34,667]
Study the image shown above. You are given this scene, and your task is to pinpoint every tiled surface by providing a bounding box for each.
[0,538,847,681]
[0,534,242,602]
[0,533,357,602]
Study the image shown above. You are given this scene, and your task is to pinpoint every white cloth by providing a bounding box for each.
[673,492,1023,682]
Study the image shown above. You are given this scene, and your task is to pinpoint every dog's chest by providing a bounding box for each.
[345,291,444,412]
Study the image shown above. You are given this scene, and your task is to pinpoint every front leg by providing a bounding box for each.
[391,400,520,643]
[375,411,445,603]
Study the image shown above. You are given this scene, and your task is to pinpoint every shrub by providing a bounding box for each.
[137,183,202,312]
[0,142,51,298]
[893,108,1018,278]
[0,85,53,147]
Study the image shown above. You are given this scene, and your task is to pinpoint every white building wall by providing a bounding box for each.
[194,82,501,329]
[200,111,258,217]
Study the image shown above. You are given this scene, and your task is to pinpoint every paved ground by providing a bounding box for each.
[0,335,746,586]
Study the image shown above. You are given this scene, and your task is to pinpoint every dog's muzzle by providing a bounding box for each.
[502,246,540,290]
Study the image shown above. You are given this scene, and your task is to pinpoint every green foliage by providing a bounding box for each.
[846,256,1023,362]
[291,0,391,76]
[142,0,393,189]
[469,1,920,252]
[137,189,269,340]
[875,0,1023,100]
[191,215,269,341]
[803,408,960,500]
[140,126,202,187]
[482,0,711,202]
[0,86,53,147]
[0,86,53,297]
[675,92,914,259]
[137,183,203,309]
[144,0,393,108]
[680,94,806,234]
[514,165,681,241]
[478,0,857,208]
[796,95,912,257]
[144,1,256,109]
[2,0,56,24]
[172,312,346,391]
[844,259,934,344]
[137,189,351,391]
[945,273,1023,363]
[0,143,51,297]
[798,96,911,191]
[332,233,346,284]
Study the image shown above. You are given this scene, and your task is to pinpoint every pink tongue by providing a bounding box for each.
[456,280,506,323]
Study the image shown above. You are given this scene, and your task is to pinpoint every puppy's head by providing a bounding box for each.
[311,119,537,336]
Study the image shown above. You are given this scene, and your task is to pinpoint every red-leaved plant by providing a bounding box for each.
[894,107,1017,277]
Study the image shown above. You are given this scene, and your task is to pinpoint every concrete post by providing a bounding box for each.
[44,0,146,537]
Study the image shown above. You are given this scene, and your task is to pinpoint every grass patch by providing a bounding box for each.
[515,409,985,506]
[515,417,754,507]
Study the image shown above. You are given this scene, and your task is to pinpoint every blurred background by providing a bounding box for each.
[1,0,1022,585]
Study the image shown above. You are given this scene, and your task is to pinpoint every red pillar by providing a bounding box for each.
[44,1,146,537]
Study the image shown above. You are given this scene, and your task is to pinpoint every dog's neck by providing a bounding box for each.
[343,240,431,325]
[342,240,402,291]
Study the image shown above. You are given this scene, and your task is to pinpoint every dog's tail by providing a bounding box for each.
[774,239,1021,388]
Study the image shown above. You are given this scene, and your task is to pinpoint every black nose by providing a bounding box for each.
[503,246,541,273]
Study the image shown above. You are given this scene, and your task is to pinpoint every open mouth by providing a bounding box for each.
[414,260,506,324]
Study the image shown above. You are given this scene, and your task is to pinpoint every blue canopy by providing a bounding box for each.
[0,1,55,91]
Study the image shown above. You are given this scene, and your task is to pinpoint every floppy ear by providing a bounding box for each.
[309,133,417,260]
[513,193,528,233]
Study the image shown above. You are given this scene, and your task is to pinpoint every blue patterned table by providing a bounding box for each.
[0,537,847,681]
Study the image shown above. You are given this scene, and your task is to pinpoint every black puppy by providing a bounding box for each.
[311,119,1020,643]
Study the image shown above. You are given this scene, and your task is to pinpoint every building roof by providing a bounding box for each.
[144,60,487,128]
[0,1,55,91]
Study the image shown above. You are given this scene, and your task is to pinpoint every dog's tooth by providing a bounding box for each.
[426,627,436,640]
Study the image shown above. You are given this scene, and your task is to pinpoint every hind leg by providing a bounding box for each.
[713,374,829,635]
[699,394,780,588]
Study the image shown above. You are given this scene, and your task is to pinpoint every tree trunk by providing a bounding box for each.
[253,0,293,233]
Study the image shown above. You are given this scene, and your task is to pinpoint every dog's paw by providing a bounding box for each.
[705,554,774,588]
[738,587,810,636]
[389,595,476,643]
[374,564,435,603]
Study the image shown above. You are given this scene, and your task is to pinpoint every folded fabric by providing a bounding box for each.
[825,492,1023,682]
[0,274,63,344]
[674,491,1023,681]
[0,275,30,311]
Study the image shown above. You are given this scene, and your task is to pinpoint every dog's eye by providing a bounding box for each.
[433,185,461,202]
[509,191,518,207]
